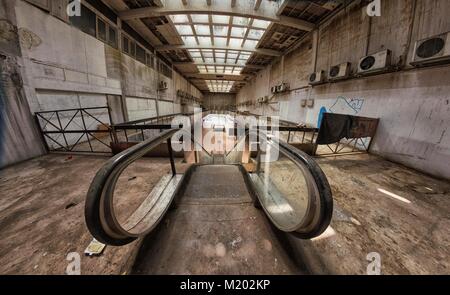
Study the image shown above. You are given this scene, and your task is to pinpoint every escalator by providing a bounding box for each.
[85,127,333,274]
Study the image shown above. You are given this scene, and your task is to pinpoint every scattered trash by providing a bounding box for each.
[84,239,106,256]
[65,203,77,210]
[128,176,137,181]
[65,156,73,162]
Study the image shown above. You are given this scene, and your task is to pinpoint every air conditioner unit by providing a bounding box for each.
[300,99,307,108]
[271,86,277,93]
[411,32,450,67]
[159,81,168,90]
[277,83,290,93]
[308,71,326,85]
[358,50,391,75]
[328,62,351,81]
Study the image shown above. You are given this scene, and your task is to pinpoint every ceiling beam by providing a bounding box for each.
[254,0,262,10]
[173,62,265,69]
[153,0,164,7]
[276,0,289,16]
[156,44,282,56]
[118,0,315,32]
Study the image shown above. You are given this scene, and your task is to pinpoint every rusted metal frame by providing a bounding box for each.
[61,110,80,131]
[167,138,176,176]
[79,109,94,152]
[82,109,112,131]
[55,111,71,150]
[42,133,71,152]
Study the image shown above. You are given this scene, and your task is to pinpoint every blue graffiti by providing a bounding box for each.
[317,106,327,128]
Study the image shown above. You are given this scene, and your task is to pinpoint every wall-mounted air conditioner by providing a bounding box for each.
[308,71,326,85]
[277,83,290,93]
[271,86,277,94]
[411,32,450,67]
[301,99,307,108]
[159,81,168,90]
[358,50,391,75]
[328,62,351,81]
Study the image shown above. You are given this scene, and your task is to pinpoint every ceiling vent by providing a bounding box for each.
[358,50,391,75]
[308,71,326,85]
[328,62,351,81]
[271,32,284,42]
[411,32,450,67]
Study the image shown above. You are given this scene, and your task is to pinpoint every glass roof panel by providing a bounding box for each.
[253,19,271,29]
[171,13,273,78]
[194,25,210,35]
[243,39,258,49]
[171,15,189,23]
[182,36,197,46]
[228,38,242,47]
[231,27,247,38]
[214,37,227,46]
[233,17,249,26]
[212,15,229,24]
[176,25,193,35]
[206,80,235,93]
[191,14,209,23]
[213,25,228,36]
[198,37,212,47]
[248,29,265,40]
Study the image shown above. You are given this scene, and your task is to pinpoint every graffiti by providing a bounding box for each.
[316,96,365,128]
[329,96,364,115]
[317,106,327,128]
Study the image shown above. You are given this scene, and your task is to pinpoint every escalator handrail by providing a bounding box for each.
[85,129,180,246]
[247,130,333,239]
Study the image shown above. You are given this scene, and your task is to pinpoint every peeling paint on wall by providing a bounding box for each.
[18,27,41,50]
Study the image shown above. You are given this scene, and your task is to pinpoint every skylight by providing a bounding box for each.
[206,80,235,93]
[170,13,271,86]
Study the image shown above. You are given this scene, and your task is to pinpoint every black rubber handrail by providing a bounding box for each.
[245,130,333,239]
[85,129,180,246]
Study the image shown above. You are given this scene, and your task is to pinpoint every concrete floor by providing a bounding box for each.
[132,165,301,275]
[0,152,448,274]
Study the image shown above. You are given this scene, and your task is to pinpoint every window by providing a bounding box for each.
[130,40,136,57]
[122,36,130,54]
[146,53,154,68]
[69,4,96,37]
[108,27,117,48]
[97,18,107,41]
[136,45,146,64]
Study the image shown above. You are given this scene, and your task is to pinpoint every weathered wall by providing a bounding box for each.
[203,93,236,110]
[237,0,450,179]
[14,0,202,118]
[0,0,46,168]
[0,0,204,165]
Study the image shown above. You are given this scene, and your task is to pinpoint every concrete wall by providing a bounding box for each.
[236,0,450,179]
[0,0,46,168]
[0,0,204,165]
[203,93,236,111]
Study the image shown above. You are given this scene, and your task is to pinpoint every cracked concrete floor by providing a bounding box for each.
[0,153,448,274]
